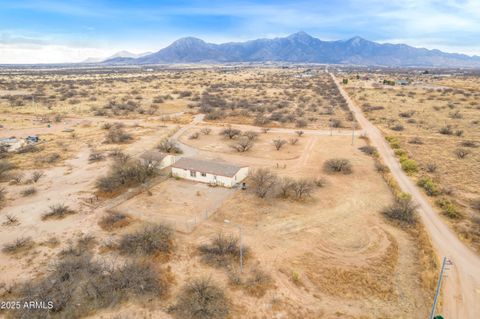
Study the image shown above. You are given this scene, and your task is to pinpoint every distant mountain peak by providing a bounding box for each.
[287,31,314,40]
[103,32,480,67]
[171,37,206,47]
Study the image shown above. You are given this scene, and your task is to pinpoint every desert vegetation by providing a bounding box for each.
[345,71,480,251]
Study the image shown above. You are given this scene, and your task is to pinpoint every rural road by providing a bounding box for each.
[330,72,480,318]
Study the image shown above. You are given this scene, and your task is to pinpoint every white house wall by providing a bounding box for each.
[171,166,248,188]
[160,155,177,169]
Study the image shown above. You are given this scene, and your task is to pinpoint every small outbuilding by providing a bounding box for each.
[140,150,177,169]
[171,157,248,188]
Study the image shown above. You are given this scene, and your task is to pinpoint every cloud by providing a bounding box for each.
[1,0,480,62]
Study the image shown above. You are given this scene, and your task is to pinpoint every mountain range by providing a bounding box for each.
[104,32,480,68]
[83,50,152,63]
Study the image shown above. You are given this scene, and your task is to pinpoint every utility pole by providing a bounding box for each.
[429,257,451,319]
[224,219,243,273]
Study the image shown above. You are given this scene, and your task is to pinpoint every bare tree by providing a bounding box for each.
[273,139,287,151]
[250,169,277,198]
[291,179,314,200]
[278,177,294,198]
[156,138,183,154]
[243,131,259,141]
[230,138,254,152]
[295,130,304,137]
[289,138,299,145]
[221,126,241,139]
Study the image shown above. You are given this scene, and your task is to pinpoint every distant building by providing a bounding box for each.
[396,80,410,86]
[140,150,177,169]
[171,157,249,188]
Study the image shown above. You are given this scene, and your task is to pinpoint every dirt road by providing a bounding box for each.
[330,72,480,318]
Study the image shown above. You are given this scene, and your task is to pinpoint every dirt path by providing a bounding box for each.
[330,72,480,318]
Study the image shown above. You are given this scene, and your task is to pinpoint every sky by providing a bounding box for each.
[0,0,479,64]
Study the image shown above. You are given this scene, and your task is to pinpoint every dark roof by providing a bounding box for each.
[172,157,246,177]
[140,150,169,162]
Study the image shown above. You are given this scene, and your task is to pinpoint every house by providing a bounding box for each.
[140,150,177,169]
[0,137,25,152]
[171,157,249,188]
[396,80,410,86]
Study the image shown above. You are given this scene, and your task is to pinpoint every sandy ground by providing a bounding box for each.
[0,69,435,318]
[114,180,234,233]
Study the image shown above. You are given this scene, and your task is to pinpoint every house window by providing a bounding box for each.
[190,170,196,177]
[201,172,207,177]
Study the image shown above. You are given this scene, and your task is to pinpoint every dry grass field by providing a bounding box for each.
[343,71,480,252]
[0,66,435,319]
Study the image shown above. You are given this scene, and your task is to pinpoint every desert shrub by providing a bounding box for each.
[9,172,23,184]
[460,140,478,148]
[189,132,200,140]
[12,255,167,319]
[41,152,61,164]
[417,176,441,196]
[249,168,277,198]
[291,179,315,200]
[243,130,259,141]
[295,130,304,137]
[272,139,287,150]
[394,149,407,157]
[59,235,96,257]
[323,158,352,174]
[201,127,212,135]
[157,138,183,154]
[278,177,294,198]
[358,145,377,156]
[439,125,453,135]
[88,150,105,162]
[382,198,418,226]
[471,198,480,212]
[96,158,159,193]
[436,198,463,219]
[105,127,132,144]
[454,148,470,159]
[2,214,18,226]
[96,175,121,193]
[425,163,437,173]
[289,137,299,145]
[0,160,15,180]
[400,158,418,174]
[31,171,44,183]
[243,268,272,297]
[385,136,401,149]
[119,224,173,256]
[228,267,273,297]
[295,119,307,127]
[42,204,76,220]
[230,137,253,152]
[0,187,5,204]
[171,278,229,319]
[16,144,41,154]
[221,127,241,139]
[2,237,34,254]
[198,234,246,268]
[99,212,131,231]
[390,123,404,131]
[375,162,389,173]
[314,177,327,187]
[21,186,37,197]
